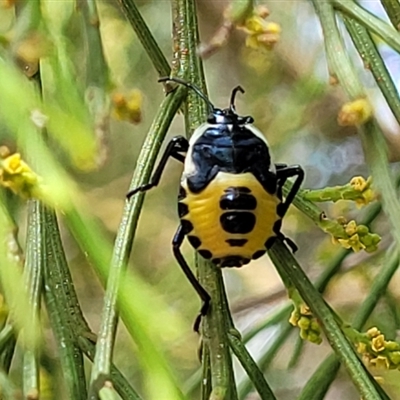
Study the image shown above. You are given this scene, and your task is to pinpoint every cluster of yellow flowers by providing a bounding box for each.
[111,90,142,124]
[357,327,400,370]
[332,219,381,253]
[236,6,281,51]
[0,146,42,198]
[289,304,322,345]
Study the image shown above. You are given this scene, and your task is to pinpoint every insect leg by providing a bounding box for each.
[267,165,304,253]
[127,136,189,198]
[172,224,211,332]
[275,165,304,218]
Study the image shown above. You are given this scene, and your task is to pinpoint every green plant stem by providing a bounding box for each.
[331,0,400,53]
[380,0,400,29]
[361,120,400,246]
[342,14,400,124]
[228,331,276,400]
[89,87,185,396]
[313,0,364,93]
[22,200,43,399]
[238,324,293,398]
[116,0,170,77]
[39,206,141,400]
[201,345,212,400]
[78,337,142,400]
[352,249,399,331]
[0,325,14,353]
[298,354,341,400]
[80,0,109,88]
[269,241,388,400]
[42,207,87,400]
[171,0,238,398]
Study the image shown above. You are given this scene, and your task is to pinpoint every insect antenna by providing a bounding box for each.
[229,85,245,113]
[158,77,215,113]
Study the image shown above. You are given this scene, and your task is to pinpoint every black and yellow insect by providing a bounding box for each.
[128,77,304,330]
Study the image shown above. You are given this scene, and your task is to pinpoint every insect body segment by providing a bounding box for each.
[127,77,304,331]
[179,172,280,268]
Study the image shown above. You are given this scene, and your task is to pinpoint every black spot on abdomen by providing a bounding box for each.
[225,239,248,247]
[220,187,257,210]
[187,235,201,249]
[178,202,189,217]
[220,212,256,234]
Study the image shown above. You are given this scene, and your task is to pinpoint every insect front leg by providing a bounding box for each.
[275,165,304,218]
[172,224,211,332]
[127,135,189,198]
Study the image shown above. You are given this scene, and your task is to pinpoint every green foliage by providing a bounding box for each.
[0,0,400,399]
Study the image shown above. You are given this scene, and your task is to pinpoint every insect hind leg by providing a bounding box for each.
[172,224,211,332]
[265,220,298,253]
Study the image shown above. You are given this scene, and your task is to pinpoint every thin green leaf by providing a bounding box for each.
[88,87,187,399]
[116,0,171,77]
[42,207,87,400]
[332,0,400,53]
[380,0,400,29]
[228,331,276,400]
[342,14,400,124]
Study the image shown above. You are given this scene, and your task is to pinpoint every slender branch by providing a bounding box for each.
[171,0,238,399]
[380,0,400,29]
[42,207,87,400]
[89,87,186,397]
[332,0,400,53]
[22,200,43,399]
[342,14,400,125]
[116,0,171,77]
[228,331,276,400]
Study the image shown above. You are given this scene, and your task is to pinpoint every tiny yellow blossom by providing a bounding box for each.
[289,310,300,326]
[345,220,357,236]
[239,15,281,51]
[338,234,365,252]
[338,98,373,126]
[366,327,381,339]
[370,355,390,370]
[0,152,42,198]
[350,176,368,192]
[371,335,386,353]
[111,89,142,124]
[300,304,312,315]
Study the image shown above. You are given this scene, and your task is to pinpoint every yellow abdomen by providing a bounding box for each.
[178,172,280,267]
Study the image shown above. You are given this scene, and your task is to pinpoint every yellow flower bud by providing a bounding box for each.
[350,176,367,191]
[370,355,390,370]
[338,98,373,126]
[371,335,386,353]
[366,327,381,339]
